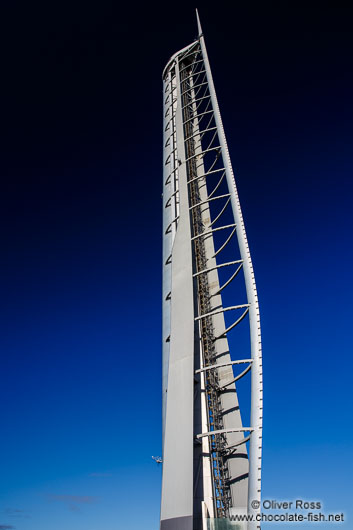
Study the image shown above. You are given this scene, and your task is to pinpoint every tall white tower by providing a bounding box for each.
[161,11,263,530]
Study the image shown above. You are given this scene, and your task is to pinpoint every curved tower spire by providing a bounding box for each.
[161,11,263,530]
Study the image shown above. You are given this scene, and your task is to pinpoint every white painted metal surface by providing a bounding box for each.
[195,12,263,528]
[161,12,263,530]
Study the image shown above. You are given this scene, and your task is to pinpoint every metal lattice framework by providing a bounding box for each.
[161,11,263,530]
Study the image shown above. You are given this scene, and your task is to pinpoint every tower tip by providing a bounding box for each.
[195,8,202,37]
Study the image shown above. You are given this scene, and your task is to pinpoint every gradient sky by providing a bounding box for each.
[1,3,352,529]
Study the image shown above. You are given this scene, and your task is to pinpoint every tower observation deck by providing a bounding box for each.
[161,11,263,530]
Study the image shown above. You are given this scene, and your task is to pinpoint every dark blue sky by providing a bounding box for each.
[0,3,352,529]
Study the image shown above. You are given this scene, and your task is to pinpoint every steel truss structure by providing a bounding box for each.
[161,12,263,530]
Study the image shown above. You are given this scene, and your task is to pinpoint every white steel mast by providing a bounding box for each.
[161,11,263,530]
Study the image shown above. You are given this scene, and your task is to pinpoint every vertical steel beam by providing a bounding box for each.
[161,55,196,530]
